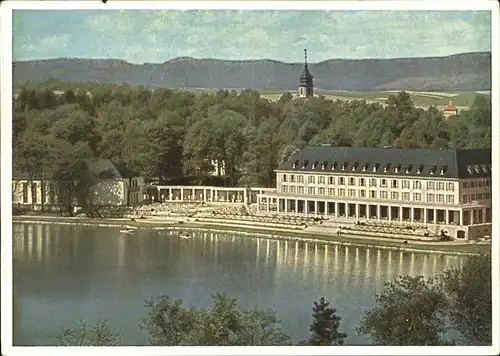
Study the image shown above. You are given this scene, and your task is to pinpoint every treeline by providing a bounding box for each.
[51,255,491,346]
[13,82,491,193]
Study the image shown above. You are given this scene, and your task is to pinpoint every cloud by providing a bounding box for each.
[12,10,492,63]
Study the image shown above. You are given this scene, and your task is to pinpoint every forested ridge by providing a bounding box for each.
[13,82,491,194]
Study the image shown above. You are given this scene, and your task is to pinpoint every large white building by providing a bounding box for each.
[257,145,492,240]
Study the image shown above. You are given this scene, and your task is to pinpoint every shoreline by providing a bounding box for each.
[12,215,489,256]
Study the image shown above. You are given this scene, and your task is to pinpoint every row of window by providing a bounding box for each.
[21,182,56,204]
[462,193,491,203]
[462,180,490,189]
[281,185,456,204]
[281,174,455,191]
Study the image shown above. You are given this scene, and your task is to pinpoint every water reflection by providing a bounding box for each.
[13,223,464,346]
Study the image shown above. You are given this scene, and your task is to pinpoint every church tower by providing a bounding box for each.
[298,49,314,98]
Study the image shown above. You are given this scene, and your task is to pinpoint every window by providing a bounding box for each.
[359,190,366,198]
[380,191,388,199]
[462,194,468,203]
[348,189,356,197]
[485,193,490,199]
[369,190,377,198]
[392,180,399,188]
[426,193,435,203]
[359,178,365,186]
[298,186,304,194]
[413,180,422,189]
[22,183,28,203]
[298,175,304,183]
[485,179,490,187]
[437,194,445,203]
[290,186,296,194]
[470,194,476,201]
[478,181,483,188]
[328,188,335,196]
[446,182,454,191]
[437,182,445,191]
[369,178,377,187]
[31,183,37,204]
[402,180,410,189]
[283,185,289,193]
[49,184,56,204]
[308,176,315,184]
[391,192,399,200]
[328,177,335,185]
[318,187,325,195]
[402,192,410,201]
[338,188,345,197]
[282,174,287,182]
[290,175,295,183]
[348,177,356,186]
[318,176,325,184]
[308,187,315,195]
[463,182,469,189]
[339,177,345,185]
[426,181,435,190]
[380,179,387,188]
[446,195,455,204]
[413,193,421,201]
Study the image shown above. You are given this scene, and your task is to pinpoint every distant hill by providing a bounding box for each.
[13,52,491,92]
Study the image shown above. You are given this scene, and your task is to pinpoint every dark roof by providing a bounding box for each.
[278,146,491,179]
[300,66,314,80]
[13,159,132,180]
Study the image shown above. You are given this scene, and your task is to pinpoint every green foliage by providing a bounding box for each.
[140,292,292,346]
[13,82,491,192]
[51,320,122,346]
[301,297,347,346]
[357,255,492,346]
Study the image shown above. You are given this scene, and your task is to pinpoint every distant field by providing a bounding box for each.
[257,90,489,110]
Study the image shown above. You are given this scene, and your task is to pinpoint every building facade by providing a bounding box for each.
[257,146,491,240]
[298,49,314,98]
[12,159,145,210]
[443,100,459,119]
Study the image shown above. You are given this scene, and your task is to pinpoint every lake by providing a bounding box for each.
[12,223,463,345]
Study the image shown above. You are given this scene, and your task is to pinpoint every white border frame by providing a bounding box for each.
[1,1,498,355]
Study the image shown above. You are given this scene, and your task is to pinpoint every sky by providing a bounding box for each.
[12,10,492,64]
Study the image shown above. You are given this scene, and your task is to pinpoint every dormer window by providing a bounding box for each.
[466,165,473,175]
[322,161,328,170]
[372,163,379,172]
[474,165,481,174]
[352,162,358,171]
[302,160,309,169]
[430,164,437,175]
[341,162,348,171]
[312,161,319,169]
[405,165,413,174]
[440,165,447,175]
[332,161,338,170]
[292,160,299,169]
[416,164,424,174]
[481,164,488,174]
[395,164,401,173]
[384,163,391,173]
[362,163,369,172]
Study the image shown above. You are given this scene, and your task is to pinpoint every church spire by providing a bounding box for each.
[304,48,308,69]
[298,48,314,98]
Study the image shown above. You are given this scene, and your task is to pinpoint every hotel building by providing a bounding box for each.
[257,146,492,240]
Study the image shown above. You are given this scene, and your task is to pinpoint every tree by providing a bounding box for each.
[300,297,347,346]
[357,275,450,346]
[51,320,122,346]
[439,255,492,345]
[140,293,291,346]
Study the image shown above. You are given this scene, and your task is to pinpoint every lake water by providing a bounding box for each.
[12,223,464,346]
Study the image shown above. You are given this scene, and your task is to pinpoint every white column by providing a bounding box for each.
[366,204,370,219]
[266,197,270,212]
[377,205,381,220]
[388,206,392,221]
[445,210,450,225]
[410,207,414,223]
[482,208,487,223]
[192,188,195,201]
[423,208,427,224]
[399,206,403,222]
[295,199,298,215]
[180,188,184,201]
[470,209,474,225]
[433,209,437,223]
[314,201,318,215]
[284,199,288,214]
[324,201,329,218]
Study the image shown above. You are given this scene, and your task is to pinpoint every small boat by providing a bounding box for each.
[180,233,192,239]
[120,228,135,234]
